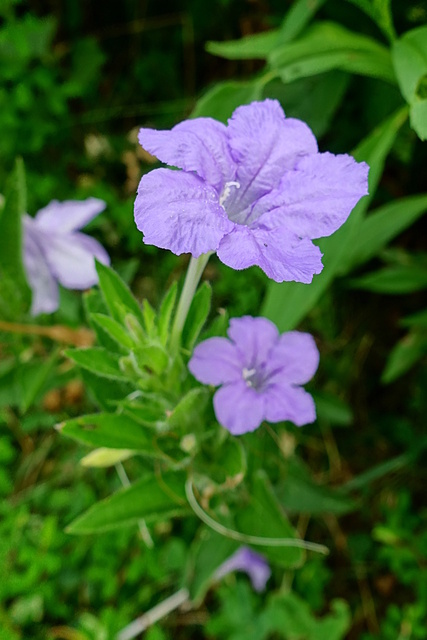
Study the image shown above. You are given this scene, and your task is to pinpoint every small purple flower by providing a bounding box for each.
[188,316,319,435]
[23,198,110,315]
[134,99,369,283]
[215,546,271,592]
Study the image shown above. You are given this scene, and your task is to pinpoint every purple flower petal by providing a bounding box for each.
[266,332,319,385]
[227,316,278,368]
[213,380,266,435]
[43,231,109,289]
[224,100,318,220]
[35,198,106,233]
[188,337,242,385]
[134,169,234,257]
[23,217,59,315]
[139,118,236,193]
[253,152,369,238]
[215,547,271,592]
[264,383,316,426]
[217,225,323,283]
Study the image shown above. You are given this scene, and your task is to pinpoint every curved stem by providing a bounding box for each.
[185,479,329,555]
[170,253,211,351]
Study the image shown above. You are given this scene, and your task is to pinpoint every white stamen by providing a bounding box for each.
[220,181,240,207]
[242,367,257,387]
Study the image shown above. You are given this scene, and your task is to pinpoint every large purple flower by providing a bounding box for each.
[215,546,271,592]
[23,198,110,315]
[188,316,319,435]
[134,99,369,283]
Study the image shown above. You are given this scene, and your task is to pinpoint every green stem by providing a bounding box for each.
[170,253,211,350]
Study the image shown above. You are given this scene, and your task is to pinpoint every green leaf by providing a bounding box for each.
[343,194,427,272]
[186,529,237,604]
[58,412,157,452]
[269,22,395,84]
[262,108,407,331]
[392,26,427,139]
[65,347,129,381]
[350,264,427,294]
[0,158,31,316]
[79,368,134,411]
[206,29,281,60]
[264,71,350,139]
[168,388,209,434]
[191,80,263,122]
[276,459,356,516]
[345,0,396,41]
[236,471,305,568]
[134,343,169,375]
[95,261,144,325]
[66,470,188,534]
[90,313,134,351]
[279,0,328,44]
[158,282,178,346]
[381,331,427,383]
[182,282,212,351]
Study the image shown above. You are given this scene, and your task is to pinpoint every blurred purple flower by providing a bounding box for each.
[215,546,271,592]
[134,99,369,283]
[188,316,319,435]
[23,198,110,315]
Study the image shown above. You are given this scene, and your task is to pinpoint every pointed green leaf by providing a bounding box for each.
[381,330,427,383]
[59,412,157,451]
[66,470,188,534]
[158,282,178,346]
[182,282,212,351]
[65,347,129,381]
[269,22,395,84]
[90,313,134,350]
[95,261,144,325]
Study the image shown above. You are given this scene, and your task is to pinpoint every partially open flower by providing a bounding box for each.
[23,198,110,315]
[215,546,271,592]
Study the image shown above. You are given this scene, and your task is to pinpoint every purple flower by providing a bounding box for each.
[134,99,368,283]
[23,198,110,315]
[215,546,271,592]
[188,316,319,435]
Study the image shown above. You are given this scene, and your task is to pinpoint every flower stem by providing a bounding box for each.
[170,253,211,351]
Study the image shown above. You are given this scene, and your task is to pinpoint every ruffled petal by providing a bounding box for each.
[217,225,323,283]
[224,100,318,221]
[134,168,234,258]
[252,152,369,237]
[227,316,279,369]
[23,217,59,315]
[139,118,236,193]
[266,331,319,385]
[43,231,110,289]
[35,198,106,234]
[213,380,266,435]
[263,383,316,426]
[188,337,242,385]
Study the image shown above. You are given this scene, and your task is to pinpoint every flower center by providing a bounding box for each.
[219,181,240,207]
[242,366,265,391]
